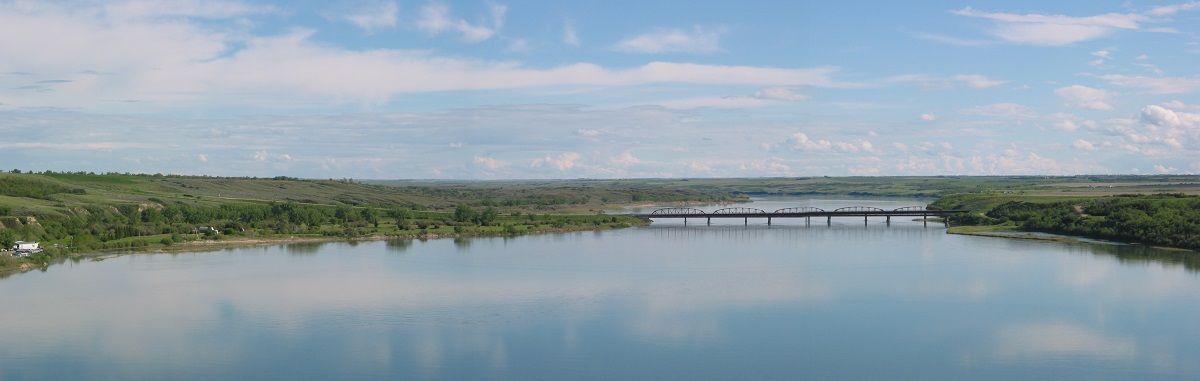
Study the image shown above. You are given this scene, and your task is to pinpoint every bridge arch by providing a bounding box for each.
[772,207,825,214]
[833,206,885,213]
[892,206,929,212]
[711,207,767,215]
[649,208,708,216]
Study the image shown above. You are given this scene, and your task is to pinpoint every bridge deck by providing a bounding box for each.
[634,207,968,220]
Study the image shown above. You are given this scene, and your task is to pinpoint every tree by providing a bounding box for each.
[453,204,476,223]
[475,207,498,225]
[0,228,15,248]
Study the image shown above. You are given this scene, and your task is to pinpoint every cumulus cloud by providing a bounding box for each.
[472,156,509,170]
[951,6,1145,46]
[345,1,399,33]
[920,113,937,121]
[611,151,641,166]
[1051,113,1100,133]
[785,133,832,151]
[614,26,727,54]
[530,152,581,171]
[782,133,873,153]
[1073,139,1096,150]
[1055,85,1115,110]
[1140,104,1200,128]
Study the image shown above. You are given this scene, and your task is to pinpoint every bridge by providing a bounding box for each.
[634,206,968,226]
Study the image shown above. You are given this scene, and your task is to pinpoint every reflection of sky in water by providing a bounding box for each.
[2,203,1200,379]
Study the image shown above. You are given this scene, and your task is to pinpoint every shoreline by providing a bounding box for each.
[946,226,1194,252]
[1,224,642,276]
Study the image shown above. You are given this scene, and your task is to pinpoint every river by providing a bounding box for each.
[1,197,1198,380]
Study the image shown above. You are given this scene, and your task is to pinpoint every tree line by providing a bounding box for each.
[949,193,1200,250]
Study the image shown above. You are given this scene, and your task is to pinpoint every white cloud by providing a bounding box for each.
[1146,1,1200,16]
[951,6,1145,46]
[1055,85,1115,110]
[0,2,843,111]
[575,129,602,137]
[920,113,937,121]
[654,96,768,109]
[1099,74,1200,94]
[897,74,1008,89]
[751,86,811,101]
[416,2,504,43]
[1091,50,1112,59]
[562,20,579,46]
[614,26,727,54]
[953,74,1008,89]
[1052,113,1098,132]
[530,152,581,171]
[1140,104,1200,128]
[345,1,399,33]
[960,103,1038,119]
[103,0,278,20]
[785,133,832,151]
[1154,164,1177,173]
[611,151,641,166]
[1073,139,1096,150]
[504,38,530,53]
[472,156,509,170]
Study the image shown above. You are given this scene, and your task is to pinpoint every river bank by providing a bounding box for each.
[0,220,646,276]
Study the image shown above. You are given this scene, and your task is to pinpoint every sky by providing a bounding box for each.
[1,0,1199,179]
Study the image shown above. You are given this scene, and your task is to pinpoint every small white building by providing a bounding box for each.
[14,241,39,251]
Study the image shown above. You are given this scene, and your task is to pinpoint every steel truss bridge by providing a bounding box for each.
[635,206,967,226]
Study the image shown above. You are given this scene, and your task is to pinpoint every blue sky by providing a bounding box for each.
[2,0,1199,179]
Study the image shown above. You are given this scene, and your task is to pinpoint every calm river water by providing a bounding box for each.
[2,198,1199,380]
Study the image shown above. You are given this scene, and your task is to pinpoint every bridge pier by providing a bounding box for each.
[706,217,710,226]
[827,216,831,226]
[923,213,927,227]
[767,217,771,226]
[864,215,868,225]
[744,217,748,226]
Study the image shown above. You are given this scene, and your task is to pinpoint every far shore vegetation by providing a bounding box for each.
[2,170,1199,274]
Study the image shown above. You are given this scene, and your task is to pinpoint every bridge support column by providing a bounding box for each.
[827,216,831,226]
[864,215,868,225]
[923,213,927,227]
[706,217,710,226]
[886,216,890,224]
[744,217,748,226]
[767,217,771,226]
